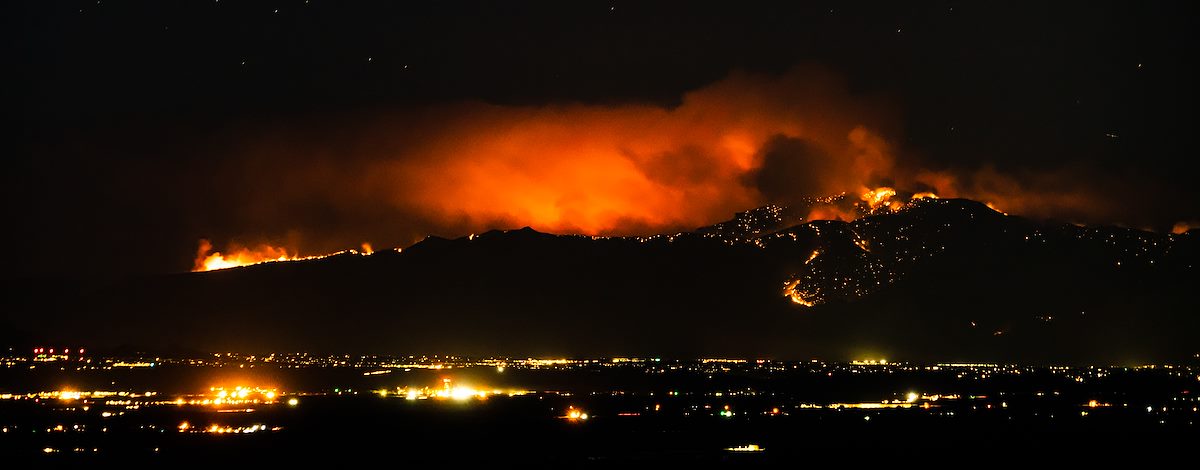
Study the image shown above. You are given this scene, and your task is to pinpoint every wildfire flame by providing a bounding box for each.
[192,239,376,272]
[860,187,898,211]
[985,202,1008,215]
[193,239,294,272]
[800,187,951,222]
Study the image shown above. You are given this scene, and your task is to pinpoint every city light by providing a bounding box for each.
[564,406,589,421]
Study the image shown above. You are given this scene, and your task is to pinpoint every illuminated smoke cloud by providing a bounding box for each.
[193,67,1164,264]
[376,67,896,236]
[1173,221,1198,234]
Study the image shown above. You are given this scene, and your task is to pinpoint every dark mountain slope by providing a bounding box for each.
[5,199,1196,364]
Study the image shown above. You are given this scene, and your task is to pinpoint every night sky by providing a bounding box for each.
[8,1,1199,277]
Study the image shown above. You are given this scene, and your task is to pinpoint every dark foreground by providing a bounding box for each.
[1,359,1197,465]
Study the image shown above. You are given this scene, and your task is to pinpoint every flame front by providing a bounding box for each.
[193,239,295,272]
[193,239,379,272]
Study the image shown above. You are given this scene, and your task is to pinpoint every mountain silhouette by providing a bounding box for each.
[5,198,1196,364]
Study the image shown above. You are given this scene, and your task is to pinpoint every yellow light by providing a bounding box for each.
[217,390,228,399]
[178,421,190,431]
[287,398,299,406]
[906,392,919,403]
[265,391,276,400]
[450,386,476,401]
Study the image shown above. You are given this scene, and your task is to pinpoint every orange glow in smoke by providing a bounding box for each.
[378,68,895,236]
[193,68,1162,260]
[805,205,858,222]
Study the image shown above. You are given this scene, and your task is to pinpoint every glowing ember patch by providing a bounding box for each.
[782,279,817,307]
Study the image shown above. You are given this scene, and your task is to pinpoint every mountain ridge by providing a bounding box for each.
[3,197,1196,364]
